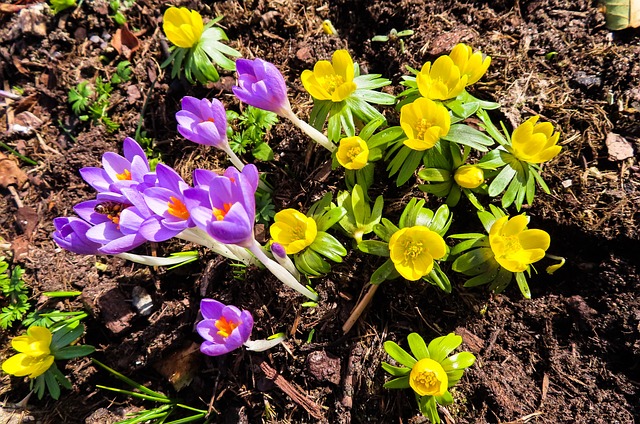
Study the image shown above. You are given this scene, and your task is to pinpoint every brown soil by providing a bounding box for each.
[1,0,639,423]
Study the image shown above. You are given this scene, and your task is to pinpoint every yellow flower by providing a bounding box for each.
[2,326,54,379]
[400,98,451,151]
[163,7,204,48]
[336,136,369,170]
[448,43,491,86]
[454,165,484,189]
[270,209,318,254]
[511,116,562,164]
[389,226,447,281]
[416,55,467,100]
[410,358,448,397]
[489,215,550,273]
[301,50,357,102]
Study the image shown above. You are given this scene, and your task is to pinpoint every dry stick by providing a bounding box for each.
[342,283,379,334]
[256,358,323,420]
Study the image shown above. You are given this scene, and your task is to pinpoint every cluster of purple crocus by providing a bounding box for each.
[53,58,327,357]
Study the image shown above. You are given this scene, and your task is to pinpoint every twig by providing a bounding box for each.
[35,132,62,156]
[342,283,379,334]
[256,358,323,420]
[7,186,24,208]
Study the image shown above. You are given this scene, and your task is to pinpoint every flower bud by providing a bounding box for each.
[454,165,484,189]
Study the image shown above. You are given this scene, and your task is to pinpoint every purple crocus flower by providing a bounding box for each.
[232,58,291,116]
[176,97,228,148]
[140,163,194,242]
[79,137,154,195]
[184,164,259,247]
[75,188,154,254]
[196,299,253,356]
[52,217,103,255]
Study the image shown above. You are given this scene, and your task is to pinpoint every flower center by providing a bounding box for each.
[319,74,345,94]
[203,117,215,123]
[215,316,240,338]
[347,146,362,161]
[116,169,132,180]
[414,369,440,391]
[414,119,432,140]
[500,234,522,255]
[212,203,233,221]
[404,240,424,258]
[167,196,190,220]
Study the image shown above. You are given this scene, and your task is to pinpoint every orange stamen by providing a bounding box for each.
[215,316,240,338]
[167,196,190,220]
[213,203,233,221]
[116,169,132,180]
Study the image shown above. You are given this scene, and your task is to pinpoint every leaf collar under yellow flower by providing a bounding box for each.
[489,215,550,273]
[416,55,468,100]
[336,136,369,170]
[301,50,357,102]
[389,226,447,281]
[448,43,491,86]
[511,116,562,164]
[400,98,451,151]
[410,358,448,397]
[163,7,204,49]
[270,209,318,254]
[2,326,54,379]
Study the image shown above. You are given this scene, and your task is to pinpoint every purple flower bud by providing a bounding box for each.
[232,58,291,115]
[52,217,103,255]
[176,96,228,148]
[196,299,253,356]
[270,242,287,259]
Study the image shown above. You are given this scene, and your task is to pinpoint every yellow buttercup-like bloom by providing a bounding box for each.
[400,98,451,151]
[448,43,491,86]
[454,165,484,189]
[511,116,562,164]
[489,215,550,273]
[270,209,318,254]
[163,7,204,49]
[2,326,54,379]
[410,358,448,397]
[389,226,447,281]
[416,55,468,100]
[336,136,369,170]
[301,50,357,102]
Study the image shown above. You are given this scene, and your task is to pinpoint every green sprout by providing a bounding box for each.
[92,359,208,423]
[371,28,414,54]
[68,77,120,132]
[382,332,476,423]
[337,184,383,244]
[50,0,76,14]
[111,61,132,84]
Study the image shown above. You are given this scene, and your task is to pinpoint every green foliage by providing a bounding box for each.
[371,28,414,54]
[337,184,383,243]
[228,106,278,162]
[68,75,122,133]
[111,61,132,84]
[0,258,31,330]
[68,81,93,115]
[93,359,208,423]
[50,0,76,14]
[255,186,276,225]
[109,0,134,25]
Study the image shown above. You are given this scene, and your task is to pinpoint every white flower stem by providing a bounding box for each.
[115,252,198,266]
[244,334,285,352]
[177,227,258,266]
[221,144,246,171]
[279,108,336,152]
[248,240,318,300]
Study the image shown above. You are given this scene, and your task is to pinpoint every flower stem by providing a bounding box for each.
[342,283,379,334]
[222,144,246,171]
[280,109,336,152]
[115,252,198,266]
[248,240,318,301]
[177,227,258,266]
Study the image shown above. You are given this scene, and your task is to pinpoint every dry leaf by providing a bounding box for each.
[111,24,140,59]
[0,152,28,188]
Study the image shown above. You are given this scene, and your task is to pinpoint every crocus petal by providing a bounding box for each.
[200,299,225,320]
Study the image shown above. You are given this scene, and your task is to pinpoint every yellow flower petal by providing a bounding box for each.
[389,227,446,281]
[2,353,54,378]
[270,209,317,254]
[301,50,357,102]
[502,214,529,236]
[489,214,550,273]
[410,358,448,397]
[400,98,450,151]
[331,50,354,82]
[519,229,551,250]
[332,82,357,102]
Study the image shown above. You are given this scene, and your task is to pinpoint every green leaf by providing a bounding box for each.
[515,271,531,299]
[418,182,453,197]
[442,124,494,152]
[357,240,390,257]
[296,249,331,276]
[450,235,488,256]
[368,126,405,149]
[383,376,411,389]
[451,248,495,275]
[441,352,476,372]
[435,390,454,406]
[50,323,84,351]
[315,207,347,232]
[418,395,440,423]
[251,142,274,161]
[369,259,400,285]
[427,333,462,363]
[407,333,429,360]
[383,340,417,367]
[309,232,347,262]
[381,362,411,377]
[44,368,61,400]
[463,265,499,287]
[417,168,451,182]
[426,263,452,293]
[53,345,95,360]
[488,164,517,196]
[373,218,399,242]
[489,266,514,293]
[359,117,384,141]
